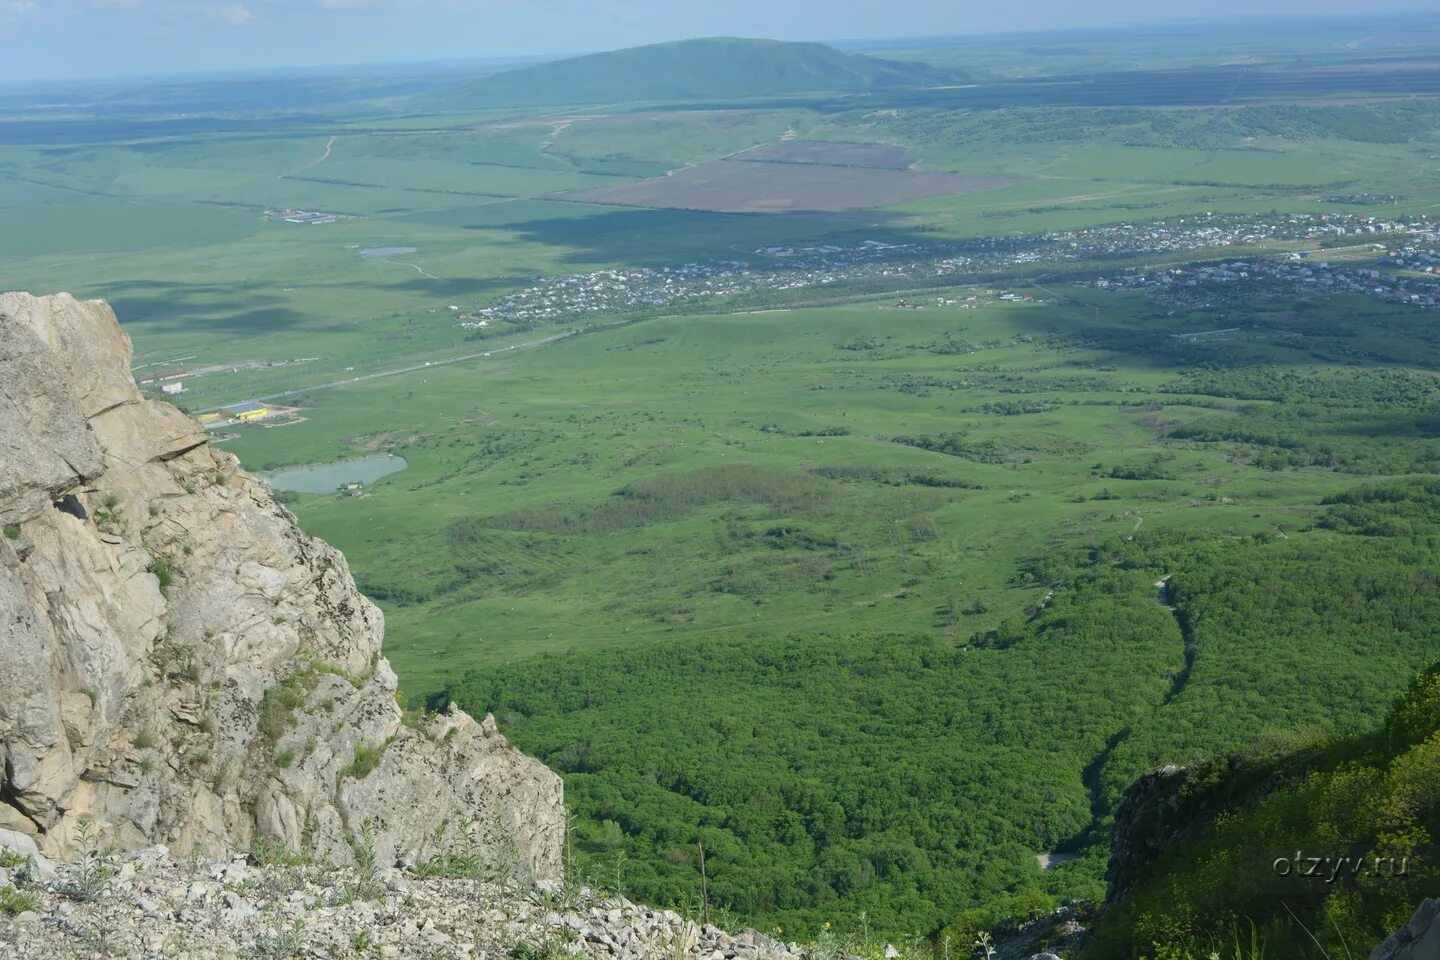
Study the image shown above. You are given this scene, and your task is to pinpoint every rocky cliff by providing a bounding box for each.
[0,292,563,879]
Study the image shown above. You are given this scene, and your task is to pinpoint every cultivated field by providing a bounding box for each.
[566,158,1020,212]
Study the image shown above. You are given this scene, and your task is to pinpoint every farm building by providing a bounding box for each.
[161,381,185,395]
[225,402,269,421]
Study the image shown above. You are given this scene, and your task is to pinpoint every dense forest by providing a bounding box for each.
[440,477,1440,945]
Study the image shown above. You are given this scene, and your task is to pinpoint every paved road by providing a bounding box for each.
[196,332,574,413]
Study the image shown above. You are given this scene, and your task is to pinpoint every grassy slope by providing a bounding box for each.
[219,295,1288,682]
[442,516,1440,946]
[852,14,1440,78]
[222,285,1440,680]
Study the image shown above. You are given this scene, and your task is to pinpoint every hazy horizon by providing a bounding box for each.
[1,1,1436,85]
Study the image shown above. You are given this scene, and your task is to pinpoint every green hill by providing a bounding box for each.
[438,37,962,108]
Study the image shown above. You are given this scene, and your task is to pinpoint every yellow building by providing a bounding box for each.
[226,402,269,421]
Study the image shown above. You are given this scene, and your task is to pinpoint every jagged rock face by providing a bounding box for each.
[0,292,563,880]
[1102,763,1196,908]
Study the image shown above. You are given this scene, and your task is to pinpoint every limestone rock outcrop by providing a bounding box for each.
[0,292,563,879]
[1372,900,1440,960]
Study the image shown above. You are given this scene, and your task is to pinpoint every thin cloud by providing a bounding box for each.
[215,2,255,24]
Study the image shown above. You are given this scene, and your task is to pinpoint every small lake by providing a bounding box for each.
[359,246,418,258]
[264,455,408,494]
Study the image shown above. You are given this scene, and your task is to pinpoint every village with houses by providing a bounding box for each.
[456,211,1440,329]
[1086,254,1440,310]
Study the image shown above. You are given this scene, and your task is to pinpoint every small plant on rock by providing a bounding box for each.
[77,911,126,958]
[147,558,173,591]
[0,885,37,916]
[59,817,114,903]
[249,837,310,868]
[809,922,844,960]
[662,922,700,960]
[509,925,580,960]
[416,818,491,882]
[247,916,306,959]
[342,742,384,779]
[344,819,383,901]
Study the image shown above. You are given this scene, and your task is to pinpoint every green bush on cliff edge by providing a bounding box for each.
[1084,660,1440,960]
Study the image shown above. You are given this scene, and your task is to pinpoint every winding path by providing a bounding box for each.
[383,259,444,281]
[281,136,336,178]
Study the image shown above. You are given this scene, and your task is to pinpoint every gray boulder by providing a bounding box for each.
[1373,900,1440,960]
[0,826,56,881]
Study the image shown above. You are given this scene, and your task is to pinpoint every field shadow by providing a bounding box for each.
[378,276,526,297]
[1323,412,1440,441]
[100,279,314,335]
[1002,297,1355,372]
[482,206,953,269]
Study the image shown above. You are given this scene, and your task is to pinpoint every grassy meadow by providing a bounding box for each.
[220,290,1397,690]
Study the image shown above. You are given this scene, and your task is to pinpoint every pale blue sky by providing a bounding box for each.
[0,0,1434,84]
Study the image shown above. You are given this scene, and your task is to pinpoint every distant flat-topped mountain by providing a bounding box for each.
[441,37,962,108]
